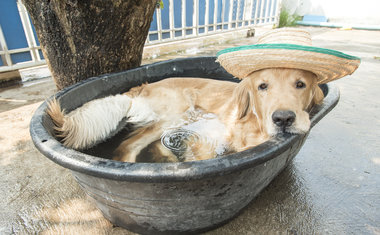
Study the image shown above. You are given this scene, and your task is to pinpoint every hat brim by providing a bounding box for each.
[216,44,361,83]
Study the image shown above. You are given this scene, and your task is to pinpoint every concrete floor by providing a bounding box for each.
[0,27,379,234]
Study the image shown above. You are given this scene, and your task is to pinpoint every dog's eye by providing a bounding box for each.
[296,81,306,89]
[258,83,268,90]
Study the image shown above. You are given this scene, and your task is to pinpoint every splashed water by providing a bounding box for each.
[160,108,229,161]
[161,129,200,161]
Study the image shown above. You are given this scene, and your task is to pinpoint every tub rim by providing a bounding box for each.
[29,57,340,183]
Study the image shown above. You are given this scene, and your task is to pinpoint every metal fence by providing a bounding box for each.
[0,0,280,72]
[147,0,280,44]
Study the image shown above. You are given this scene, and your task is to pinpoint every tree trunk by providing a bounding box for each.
[22,0,157,90]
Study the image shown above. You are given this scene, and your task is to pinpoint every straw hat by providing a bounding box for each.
[216,28,361,83]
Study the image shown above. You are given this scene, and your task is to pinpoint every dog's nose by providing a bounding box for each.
[272,110,296,128]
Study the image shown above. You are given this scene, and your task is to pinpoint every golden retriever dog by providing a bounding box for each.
[47,68,324,162]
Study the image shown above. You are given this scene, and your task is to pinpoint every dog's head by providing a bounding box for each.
[234,68,324,136]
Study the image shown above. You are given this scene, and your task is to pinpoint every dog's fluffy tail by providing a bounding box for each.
[47,95,156,150]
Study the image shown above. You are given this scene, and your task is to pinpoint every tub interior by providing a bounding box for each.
[59,81,328,163]
[40,57,330,165]
[82,107,233,162]
[80,76,238,162]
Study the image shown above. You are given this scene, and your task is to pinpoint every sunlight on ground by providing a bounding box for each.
[371,157,380,165]
[0,98,28,103]
[0,102,40,166]
[39,198,113,235]
[366,224,380,234]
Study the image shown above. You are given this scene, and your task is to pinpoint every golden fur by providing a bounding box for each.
[48,68,324,162]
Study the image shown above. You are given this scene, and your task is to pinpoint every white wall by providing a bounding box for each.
[282,0,380,24]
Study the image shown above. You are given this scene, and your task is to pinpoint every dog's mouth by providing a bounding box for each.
[274,125,297,135]
[271,122,311,137]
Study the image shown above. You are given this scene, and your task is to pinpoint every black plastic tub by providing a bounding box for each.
[30,57,339,234]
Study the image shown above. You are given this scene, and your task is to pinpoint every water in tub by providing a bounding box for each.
[83,108,230,162]
[137,108,230,162]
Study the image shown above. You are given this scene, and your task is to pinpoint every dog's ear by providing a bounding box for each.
[234,81,255,120]
[313,85,324,105]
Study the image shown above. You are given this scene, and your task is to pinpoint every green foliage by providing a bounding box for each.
[156,0,164,9]
[278,9,302,28]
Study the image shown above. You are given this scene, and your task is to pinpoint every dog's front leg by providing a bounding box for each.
[113,123,164,162]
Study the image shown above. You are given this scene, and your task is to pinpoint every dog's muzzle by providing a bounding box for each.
[272,110,296,132]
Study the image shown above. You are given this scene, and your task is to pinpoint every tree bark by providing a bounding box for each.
[22,0,157,90]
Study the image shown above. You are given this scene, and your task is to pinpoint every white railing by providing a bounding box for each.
[0,0,280,72]
[146,0,280,44]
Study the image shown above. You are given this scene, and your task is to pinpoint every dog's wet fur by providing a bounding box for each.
[47,68,324,162]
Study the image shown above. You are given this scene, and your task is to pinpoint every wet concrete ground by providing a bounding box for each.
[1,27,379,234]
